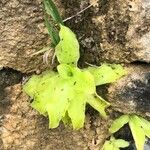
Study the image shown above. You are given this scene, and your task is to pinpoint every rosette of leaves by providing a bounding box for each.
[109,114,150,150]
[24,64,107,129]
[23,25,126,129]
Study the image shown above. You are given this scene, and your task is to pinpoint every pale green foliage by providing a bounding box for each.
[101,136,129,150]
[109,114,150,150]
[129,116,145,150]
[86,94,109,118]
[55,25,80,65]
[23,24,126,129]
[137,116,150,138]
[24,60,126,129]
[86,64,127,86]
[109,115,129,133]
[24,64,110,129]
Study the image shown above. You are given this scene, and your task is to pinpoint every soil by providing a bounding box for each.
[0,0,150,149]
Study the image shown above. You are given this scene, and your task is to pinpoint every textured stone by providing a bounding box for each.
[107,65,150,117]
[91,0,150,63]
[0,0,56,73]
[1,0,150,73]
[63,0,150,64]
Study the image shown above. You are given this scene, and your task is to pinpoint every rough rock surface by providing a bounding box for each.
[0,0,150,72]
[93,0,150,63]
[107,64,150,117]
[0,0,64,73]
[64,0,150,64]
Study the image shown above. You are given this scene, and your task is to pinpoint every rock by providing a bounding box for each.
[144,139,150,150]
[107,64,150,117]
[0,0,64,73]
[0,0,150,149]
[96,0,150,63]
[0,68,22,89]
[1,0,150,72]
[0,68,23,116]
[63,0,150,64]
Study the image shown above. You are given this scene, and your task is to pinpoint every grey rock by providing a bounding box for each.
[144,138,150,150]
[66,0,150,64]
[98,0,150,63]
[107,65,150,117]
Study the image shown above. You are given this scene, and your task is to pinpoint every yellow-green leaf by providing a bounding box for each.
[101,141,114,150]
[87,94,110,118]
[55,25,80,65]
[101,137,129,150]
[109,115,129,133]
[129,115,146,150]
[135,116,150,138]
[68,93,86,129]
[86,64,126,86]
[57,63,74,78]
[113,139,129,148]
[23,70,56,98]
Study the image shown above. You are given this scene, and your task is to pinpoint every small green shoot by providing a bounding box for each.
[109,114,150,150]
[101,136,129,150]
